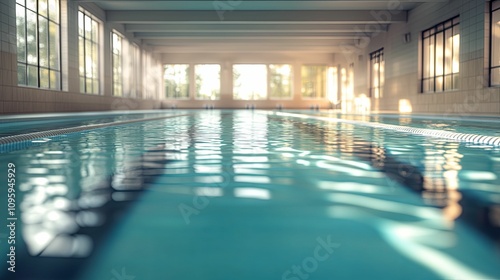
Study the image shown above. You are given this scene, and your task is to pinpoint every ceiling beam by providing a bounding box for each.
[133,32,370,39]
[125,23,389,33]
[150,45,351,54]
[107,10,407,24]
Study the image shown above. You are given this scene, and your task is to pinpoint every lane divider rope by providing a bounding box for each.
[0,114,191,150]
[274,112,500,147]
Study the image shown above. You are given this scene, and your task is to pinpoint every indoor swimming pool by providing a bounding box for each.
[1,110,500,280]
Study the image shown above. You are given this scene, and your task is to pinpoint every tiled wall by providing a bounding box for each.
[0,0,16,88]
[361,0,500,115]
[0,0,162,115]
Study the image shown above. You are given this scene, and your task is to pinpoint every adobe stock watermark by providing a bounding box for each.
[282,235,340,280]
[442,75,492,119]
[110,267,135,280]
[178,166,232,224]
[213,0,243,20]
[340,0,404,62]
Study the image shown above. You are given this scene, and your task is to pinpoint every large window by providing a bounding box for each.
[195,64,220,100]
[301,65,327,98]
[422,16,460,93]
[130,43,140,98]
[269,64,293,99]
[78,9,99,94]
[491,1,500,86]
[16,0,61,89]
[369,48,384,98]
[233,64,267,100]
[164,64,190,99]
[111,32,122,96]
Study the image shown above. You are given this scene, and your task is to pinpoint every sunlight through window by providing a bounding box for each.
[269,64,293,99]
[301,65,327,99]
[233,64,267,100]
[195,64,220,100]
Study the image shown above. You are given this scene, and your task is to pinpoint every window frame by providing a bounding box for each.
[16,0,62,90]
[489,1,500,87]
[421,16,460,93]
[78,7,100,94]
[369,48,384,98]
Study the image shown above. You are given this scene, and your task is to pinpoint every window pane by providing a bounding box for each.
[269,64,293,99]
[48,0,59,22]
[39,0,48,17]
[453,34,460,74]
[86,78,93,94]
[79,36,84,78]
[112,33,121,95]
[49,21,60,70]
[428,36,435,77]
[436,76,443,92]
[27,65,38,87]
[195,64,220,100]
[444,28,453,75]
[85,39,92,78]
[112,33,121,54]
[435,32,444,76]
[369,50,384,98]
[49,70,59,89]
[92,19,98,43]
[26,0,36,10]
[26,10,37,65]
[78,11,84,37]
[39,16,49,67]
[18,64,26,85]
[40,68,49,88]
[79,10,100,94]
[84,15,92,41]
[233,64,267,100]
[92,42,98,82]
[380,60,385,88]
[301,65,326,98]
[164,64,190,99]
[16,5,26,63]
[423,37,429,78]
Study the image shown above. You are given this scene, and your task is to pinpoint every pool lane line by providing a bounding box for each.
[272,112,500,147]
[0,113,192,146]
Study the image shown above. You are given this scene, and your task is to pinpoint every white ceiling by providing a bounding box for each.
[75,0,447,54]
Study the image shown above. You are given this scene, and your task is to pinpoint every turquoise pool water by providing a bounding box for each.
[1,110,499,279]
